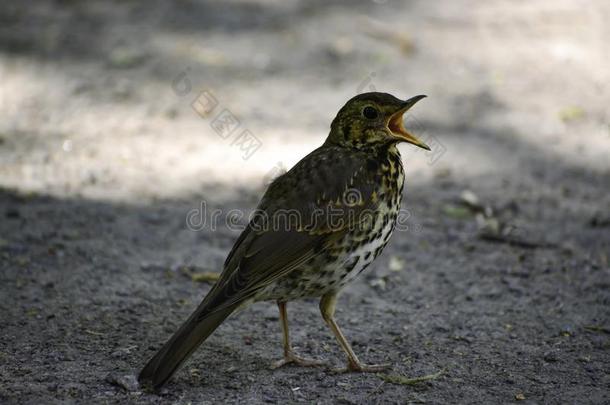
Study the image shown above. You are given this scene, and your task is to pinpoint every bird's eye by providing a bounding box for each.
[362,106,378,120]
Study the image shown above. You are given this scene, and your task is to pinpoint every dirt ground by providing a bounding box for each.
[1,1,609,404]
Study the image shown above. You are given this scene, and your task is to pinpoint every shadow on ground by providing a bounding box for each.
[1,146,608,403]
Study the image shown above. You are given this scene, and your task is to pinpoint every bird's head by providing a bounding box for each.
[327,92,430,150]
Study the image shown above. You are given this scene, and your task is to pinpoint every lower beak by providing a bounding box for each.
[387,95,430,150]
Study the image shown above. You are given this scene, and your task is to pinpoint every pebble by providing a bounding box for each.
[543,351,559,362]
[105,373,139,392]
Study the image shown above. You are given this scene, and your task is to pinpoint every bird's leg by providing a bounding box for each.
[271,301,326,369]
[319,292,391,373]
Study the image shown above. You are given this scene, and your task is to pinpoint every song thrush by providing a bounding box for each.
[139,92,430,390]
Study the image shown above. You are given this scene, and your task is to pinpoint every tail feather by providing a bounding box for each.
[138,305,235,391]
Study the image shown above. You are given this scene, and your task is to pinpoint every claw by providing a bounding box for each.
[271,352,326,369]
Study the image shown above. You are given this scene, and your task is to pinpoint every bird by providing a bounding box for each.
[138,92,430,391]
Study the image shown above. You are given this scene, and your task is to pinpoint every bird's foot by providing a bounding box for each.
[271,351,326,369]
[332,359,391,373]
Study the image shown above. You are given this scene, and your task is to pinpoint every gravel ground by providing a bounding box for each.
[1,1,609,403]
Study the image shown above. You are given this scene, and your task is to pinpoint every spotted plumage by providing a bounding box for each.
[139,92,430,391]
[258,144,404,300]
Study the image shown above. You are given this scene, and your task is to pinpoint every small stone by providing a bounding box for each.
[559,325,574,336]
[388,256,404,272]
[460,190,481,209]
[543,351,558,362]
[105,373,139,392]
[369,277,386,290]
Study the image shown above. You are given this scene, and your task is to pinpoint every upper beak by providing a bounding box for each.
[387,95,430,150]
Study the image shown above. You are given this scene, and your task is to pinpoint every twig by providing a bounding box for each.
[584,325,610,334]
[190,271,221,283]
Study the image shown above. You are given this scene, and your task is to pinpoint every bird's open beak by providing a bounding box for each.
[387,95,430,150]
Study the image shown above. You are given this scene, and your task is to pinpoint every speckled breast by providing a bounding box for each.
[258,148,405,302]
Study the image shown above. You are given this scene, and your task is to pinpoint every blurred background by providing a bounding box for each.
[1,1,608,403]
[1,0,608,199]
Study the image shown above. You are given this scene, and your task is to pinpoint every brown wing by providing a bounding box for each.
[196,145,381,318]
